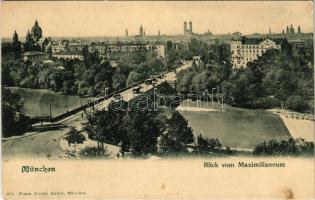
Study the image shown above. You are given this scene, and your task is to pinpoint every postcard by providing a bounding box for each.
[1,1,314,199]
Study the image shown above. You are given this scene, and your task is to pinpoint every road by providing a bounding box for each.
[2,61,192,160]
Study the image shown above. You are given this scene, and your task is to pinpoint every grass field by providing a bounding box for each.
[179,100,290,149]
[7,87,93,118]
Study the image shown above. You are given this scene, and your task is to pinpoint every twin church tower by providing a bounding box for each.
[183,21,193,35]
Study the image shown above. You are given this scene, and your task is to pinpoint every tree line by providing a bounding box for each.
[176,38,314,113]
[2,46,175,97]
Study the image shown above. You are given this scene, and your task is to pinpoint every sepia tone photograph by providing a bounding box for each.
[0,1,314,199]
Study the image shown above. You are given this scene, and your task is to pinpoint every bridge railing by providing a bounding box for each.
[49,71,170,123]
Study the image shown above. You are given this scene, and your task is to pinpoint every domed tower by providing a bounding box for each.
[31,20,42,42]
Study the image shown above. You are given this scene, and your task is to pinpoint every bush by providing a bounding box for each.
[252,97,280,109]
[196,134,222,153]
[2,110,32,137]
[78,146,108,158]
[63,127,86,147]
[253,138,314,156]
[285,95,310,112]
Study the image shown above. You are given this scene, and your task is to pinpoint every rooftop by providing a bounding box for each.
[53,52,83,55]
[23,51,48,56]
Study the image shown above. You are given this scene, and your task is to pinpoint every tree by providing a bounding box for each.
[83,102,128,150]
[160,111,194,153]
[12,31,21,58]
[64,127,86,147]
[25,30,34,51]
[285,95,309,112]
[2,88,31,137]
[126,71,141,86]
[83,98,162,157]
[123,101,161,156]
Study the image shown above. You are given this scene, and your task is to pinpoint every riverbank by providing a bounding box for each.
[269,109,314,142]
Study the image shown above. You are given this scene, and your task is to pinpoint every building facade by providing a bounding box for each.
[23,51,49,63]
[52,52,84,61]
[230,39,281,68]
[51,40,69,53]
[89,42,166,58]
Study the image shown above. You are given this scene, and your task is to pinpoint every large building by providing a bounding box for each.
[51,40,69,53]
[89,42,166,58]
[52,52,84,61]
[230,38,281,68]
[23,51,49,63]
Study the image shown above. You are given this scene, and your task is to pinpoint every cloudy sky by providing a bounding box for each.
[0,1,313,38]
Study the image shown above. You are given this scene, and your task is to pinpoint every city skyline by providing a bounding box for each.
[0,1,313,38]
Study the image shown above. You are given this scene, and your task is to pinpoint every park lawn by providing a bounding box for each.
[179,100,290,149]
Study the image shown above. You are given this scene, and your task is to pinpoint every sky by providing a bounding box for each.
[0,1,313,38]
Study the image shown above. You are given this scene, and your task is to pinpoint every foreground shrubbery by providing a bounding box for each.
[78,146,108,158]
[195,134,232,155]
[253,138,314,156]
[63,127,86,147]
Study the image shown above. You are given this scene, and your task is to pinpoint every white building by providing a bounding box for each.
[51,40,69,53]
[145,44,165,58]
[230,39,281,68]
[52,52,84,61]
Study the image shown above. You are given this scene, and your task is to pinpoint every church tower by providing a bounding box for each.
[189,21,192,34]
[125,29,128,37]
[139,24,144,36]
[298,26,301,34]
[184,21,187,35]
[13,31,19,43]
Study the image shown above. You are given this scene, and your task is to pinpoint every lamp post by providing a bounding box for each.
[203,89,209,108]
[104,87,109,98]
[80,92,83,107]
[211,88,216,110]
[49,98,53,121]
[221,95,224,111]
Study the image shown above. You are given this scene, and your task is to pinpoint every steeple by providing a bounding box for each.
[125,29,128,37]
[139,24,144,36]
[26,30,31,38]
[189,21,192,33]
[298,26,301,34]
[13,30,18,43]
